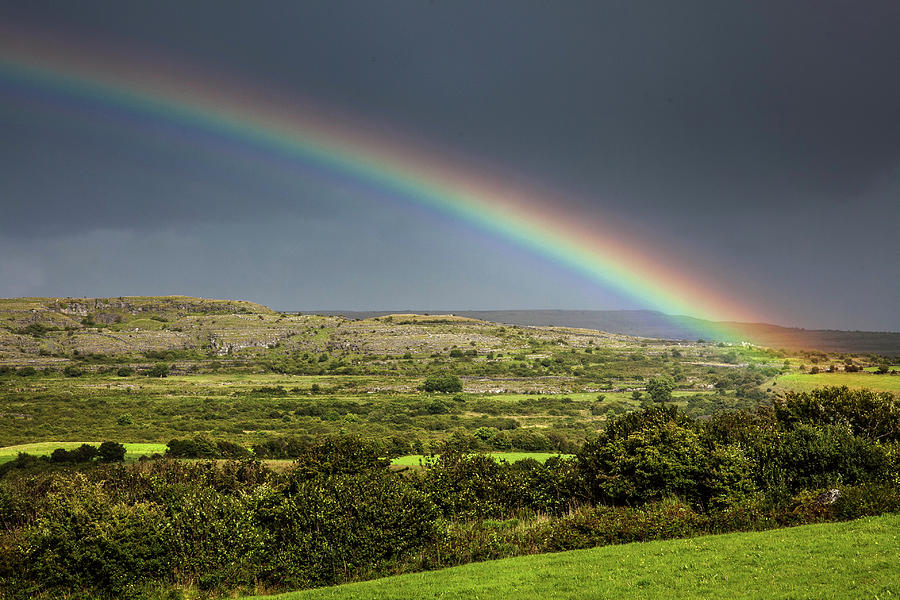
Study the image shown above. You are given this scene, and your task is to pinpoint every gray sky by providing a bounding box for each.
[1,1,898,330]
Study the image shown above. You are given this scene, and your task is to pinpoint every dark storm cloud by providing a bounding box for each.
[1,1,898,329]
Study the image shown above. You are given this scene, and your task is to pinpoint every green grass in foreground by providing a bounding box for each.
[776,371,900,392]
[0,442,167,464]
[243,513,900,600]
[391,452,565,466]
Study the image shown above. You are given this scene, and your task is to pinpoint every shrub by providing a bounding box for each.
[766,424,891,493]
[166,436,220,459]
[49,448,71,464]
[423,373,463,393]
[63,365,84,377]
[646,376,674,403]
[577,405,756,509]
[425,399,451,414]
[70,444,99,463]
[832,482,900,520]
[216,440,251,459]
[268,468,439,588]
[146,363,169,378]
[774,386,900,442]
[97,442,126,463]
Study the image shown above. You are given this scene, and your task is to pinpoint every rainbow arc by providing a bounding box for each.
[1,30,767,342]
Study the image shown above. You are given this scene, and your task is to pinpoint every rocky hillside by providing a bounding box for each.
[0,296,641,367]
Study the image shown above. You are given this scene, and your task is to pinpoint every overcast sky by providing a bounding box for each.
[1,1,898,331]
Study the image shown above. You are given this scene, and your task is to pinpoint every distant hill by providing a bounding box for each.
[306,309,900,355]
[2,297,896,356]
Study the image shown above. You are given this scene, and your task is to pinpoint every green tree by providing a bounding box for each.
[146,363,169,378]
[70,444,99,463]
[97,441,126,462]
[49,448,71,463]
[423,373,463,393]
[646,376,675,403]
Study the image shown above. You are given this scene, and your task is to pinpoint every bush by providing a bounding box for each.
[577,405,756,509]
[97,442,126,463]
[832,482,900,520]
[48,444,100,465]
[62,365,83,378]
[774,386,900,442]
[49,448,71,464]
[146,363,169,378]
[765,424,891,493]
[166,436,220,459]
[535,499,707,552]
[423,373,463,393]
[646,376,674,403]
[216,440,251,459]
[425,399,451,414]
[269,468,439,588]
[70,444,99,463]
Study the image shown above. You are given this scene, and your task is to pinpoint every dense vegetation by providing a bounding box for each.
[0,386,897,599]
[244,514,900,600]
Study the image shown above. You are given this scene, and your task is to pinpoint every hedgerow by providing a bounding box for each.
[0,387,897,599]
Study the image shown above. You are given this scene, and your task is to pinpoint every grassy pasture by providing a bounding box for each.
[243,513,900,600]
[776,372,900,393]
[0,441,167,464]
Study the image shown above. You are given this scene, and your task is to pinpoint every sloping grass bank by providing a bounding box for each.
[243,513,900,600]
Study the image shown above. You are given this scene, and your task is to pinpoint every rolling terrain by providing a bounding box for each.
[0,296,897,600]
[244,514,900,600]
[314,309,900,355]
[1,296,897,451]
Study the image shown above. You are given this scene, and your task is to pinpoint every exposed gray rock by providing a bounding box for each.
[816,489,842,505]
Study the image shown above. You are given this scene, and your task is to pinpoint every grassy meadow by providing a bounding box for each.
[244,513,900,600]
[0,441,166,464]
[776,372,900,393]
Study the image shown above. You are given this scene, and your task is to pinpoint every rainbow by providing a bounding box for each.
[0,28,767,341]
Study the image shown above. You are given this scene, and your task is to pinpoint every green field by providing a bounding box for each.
[0,441,167,464]
[776,372,900,393]
[243,514,900,600]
